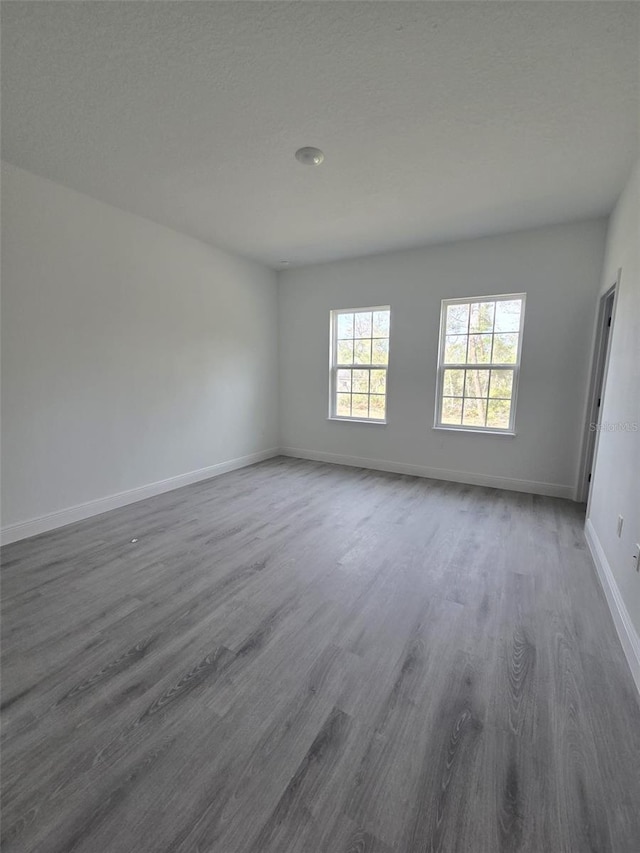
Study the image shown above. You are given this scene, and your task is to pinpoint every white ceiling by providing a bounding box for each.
[2,2,638,268]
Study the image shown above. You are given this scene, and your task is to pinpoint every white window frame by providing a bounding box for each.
[434,293,526,435]
[329,305,391,424]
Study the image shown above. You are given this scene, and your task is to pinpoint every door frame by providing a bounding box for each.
[578,270,620,505]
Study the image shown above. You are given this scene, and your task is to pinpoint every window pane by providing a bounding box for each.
[489,369,513,399]
[446,303,469,335]
[337,340,354,364]
[493,333,519,364]
[441,397,463,425]
[443,368,464,397]
[337,313,354,339]
[487,398,511,429]
[464,369,490,398]
[370,369,386,394]
[462,398,487,427]
[352,394,369,418]
[494,300,521,332]
[354,339,372,364]
[372,310,390,337]
[444,335,467,364]
[369,395,386,420]
[354,312,372,338]
[336,393,351,416]
[352,369,370,393]
[372,338,389,365]
[337,369,351,392]
[438,295,524,433]
[467,334,493,364]
[469,302,495,333]
[331,305,390,423]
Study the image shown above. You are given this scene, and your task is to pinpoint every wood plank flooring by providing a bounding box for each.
[2,457,639,853]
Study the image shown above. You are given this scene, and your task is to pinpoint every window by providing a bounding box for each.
[435,294,526,433]
[329,306,390,422]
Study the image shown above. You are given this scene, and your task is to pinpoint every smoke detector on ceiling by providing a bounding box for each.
[295,147,324,166]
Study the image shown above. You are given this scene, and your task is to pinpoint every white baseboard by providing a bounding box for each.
[584,518,640,696]
[279,446,574,499]
[0,448,279,546]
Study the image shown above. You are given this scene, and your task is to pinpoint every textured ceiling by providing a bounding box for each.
[2,1,638,268]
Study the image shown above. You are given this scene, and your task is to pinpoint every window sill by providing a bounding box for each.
[433,426,516,437]
[327,417,387,426]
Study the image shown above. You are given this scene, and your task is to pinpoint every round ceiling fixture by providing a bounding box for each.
[295,146,324,166]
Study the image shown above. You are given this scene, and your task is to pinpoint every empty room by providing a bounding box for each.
[1,2,639,851]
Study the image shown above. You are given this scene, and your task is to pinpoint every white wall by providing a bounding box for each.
[587,161,640,640]
[278,219,607,498]
[1,163,278,535]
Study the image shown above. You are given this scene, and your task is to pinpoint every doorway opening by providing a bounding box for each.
[579,275,618,505]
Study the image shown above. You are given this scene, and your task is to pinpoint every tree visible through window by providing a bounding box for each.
[436,294,525,432]
[330,306,390,422]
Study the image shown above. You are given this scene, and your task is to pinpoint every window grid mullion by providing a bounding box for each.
[331,309,390,422]
[437,296,524,432]
[441,362,515,369]
[335,364,389,371]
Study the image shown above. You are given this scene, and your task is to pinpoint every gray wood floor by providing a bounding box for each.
[2,457,639,853]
